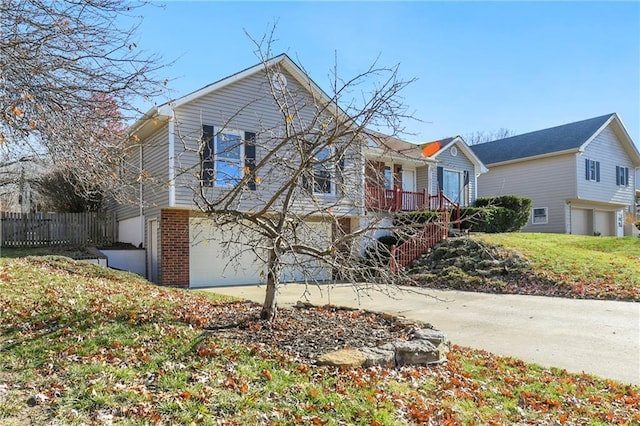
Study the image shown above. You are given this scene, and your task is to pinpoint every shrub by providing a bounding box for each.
[459,206,519,233]
[474,195,532,232]
[365,234,400,266]
[393,211,443,227]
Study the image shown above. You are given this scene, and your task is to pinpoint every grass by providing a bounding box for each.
[473,233,640,300]
[1,256,638,424]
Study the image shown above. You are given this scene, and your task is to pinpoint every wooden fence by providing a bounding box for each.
[0,212,116,247]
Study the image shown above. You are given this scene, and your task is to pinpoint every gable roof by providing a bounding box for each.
[130,53,339,140]
[423,136,488,173]
[470,113,639,166]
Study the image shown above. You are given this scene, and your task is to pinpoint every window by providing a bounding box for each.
[201,126,248,188]
[443,170,461,203]
[585,159,600,182]
[616,166,629,187]
[383,166,393,189]
[532,207,548,225]
[312,146,333,194]
[213,131,243,187]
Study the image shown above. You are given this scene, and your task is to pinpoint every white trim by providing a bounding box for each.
[434,136,488,173]
[168,117,176,207]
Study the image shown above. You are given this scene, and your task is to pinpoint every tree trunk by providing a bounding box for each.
[261,248,281,321]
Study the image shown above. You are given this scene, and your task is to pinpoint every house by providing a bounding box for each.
[115,54,481,288]
[471,113,640,236]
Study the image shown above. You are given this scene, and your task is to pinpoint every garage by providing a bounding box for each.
[189,218,265,287]
[594,211,614,236]
[189,218,332,288]
[570,208,592,236]
[280,221,332,283]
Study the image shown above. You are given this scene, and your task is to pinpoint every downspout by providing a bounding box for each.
[139,143,144,247]
[168,111,176,207]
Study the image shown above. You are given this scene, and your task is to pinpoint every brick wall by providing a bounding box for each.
[160,209,190,287]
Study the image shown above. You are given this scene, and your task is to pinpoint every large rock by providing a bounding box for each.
[359,344,396,368]
[410,328,448,346]
[394,340,447,366]
[317,349,366,368]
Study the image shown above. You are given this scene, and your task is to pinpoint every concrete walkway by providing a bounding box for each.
[208,283,640,385]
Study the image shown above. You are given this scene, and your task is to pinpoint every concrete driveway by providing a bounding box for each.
[208,283,640,385]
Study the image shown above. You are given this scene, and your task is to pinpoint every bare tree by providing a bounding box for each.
[0,0,166,198]
[170,33,444,321]
[464,128,516,145]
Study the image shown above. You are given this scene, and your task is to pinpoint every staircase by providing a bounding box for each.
[390,214,449,273]
[389,191,460,273]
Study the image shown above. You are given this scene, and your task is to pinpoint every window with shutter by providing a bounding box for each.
[200,125,246,187]
[585,159,600,182]
[616,166,629,187]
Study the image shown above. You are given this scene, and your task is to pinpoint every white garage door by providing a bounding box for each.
[281,221,332,283]
[594,211,614,236]
[189,219,265,288]
[570,208,590,235]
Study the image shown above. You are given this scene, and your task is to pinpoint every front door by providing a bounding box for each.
[401,170,416,210]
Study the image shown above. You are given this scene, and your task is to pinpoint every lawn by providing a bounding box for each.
[473,233,640,300]
[1,256,638,424]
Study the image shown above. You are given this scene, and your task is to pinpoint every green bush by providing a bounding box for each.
[393,211,443,227]
[473,195,532,232]
[459,206,520,233]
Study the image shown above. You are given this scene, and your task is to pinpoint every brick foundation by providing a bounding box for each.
[160,209,190,288]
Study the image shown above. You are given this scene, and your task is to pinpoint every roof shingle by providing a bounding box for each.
[471,114,614,165]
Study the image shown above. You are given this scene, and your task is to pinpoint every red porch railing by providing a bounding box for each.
[365,186,428,212]
[390,213,449,273]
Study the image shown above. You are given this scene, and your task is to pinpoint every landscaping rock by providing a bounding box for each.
[317,349,366,368]
[359,344,396,368]
[410,328,448,346]
[394,339,448,366]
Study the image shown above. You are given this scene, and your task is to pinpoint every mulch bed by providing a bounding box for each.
[203,301,421,363]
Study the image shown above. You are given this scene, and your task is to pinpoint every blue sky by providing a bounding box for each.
[133,1,640,146]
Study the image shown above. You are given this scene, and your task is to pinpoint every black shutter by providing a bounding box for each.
[437,166,444,192]
[201,125,214,185]
[244,131,256,190]
[616,166,621,186]
[596,161,600,182]
[585,159,590,180]
[625,167,630,186]
[463,170,469,186]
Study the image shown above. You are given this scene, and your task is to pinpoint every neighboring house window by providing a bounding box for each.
[531,207,548,225]
[615,166,630,187]
[202,126,257,189]
[585,159,600,182]
[312,146,333,194]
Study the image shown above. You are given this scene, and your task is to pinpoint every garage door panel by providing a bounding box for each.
[281,222,332,283]
[189,219,265,287]
[594,211,614,236]
[571,208,590,235]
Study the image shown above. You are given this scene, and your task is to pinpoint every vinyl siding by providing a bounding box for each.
[140,125,170,221]
[477,154,576,233]
[170,69,363,216]
[416,165,429,193]
[576,125,635,207]
[431,143,477,205]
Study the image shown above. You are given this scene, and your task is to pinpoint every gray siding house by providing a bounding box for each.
[115,54,477,288]
[471,114,640,236]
